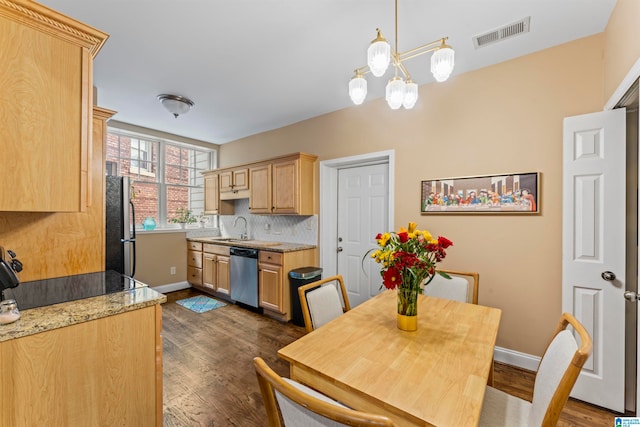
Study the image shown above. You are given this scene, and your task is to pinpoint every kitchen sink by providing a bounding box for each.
[204,238,281,247]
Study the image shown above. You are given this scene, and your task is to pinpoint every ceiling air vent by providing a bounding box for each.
[473,17,531,49]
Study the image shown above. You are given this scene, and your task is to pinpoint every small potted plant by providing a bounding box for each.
[170,208,197,228]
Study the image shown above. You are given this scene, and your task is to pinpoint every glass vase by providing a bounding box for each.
[397,287,418,331]
[143,217,156,231]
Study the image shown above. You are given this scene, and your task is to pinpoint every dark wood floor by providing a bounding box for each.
[162,288,623,426]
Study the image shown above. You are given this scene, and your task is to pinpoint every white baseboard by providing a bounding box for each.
[150,281,191,294]
[494,346,541,372]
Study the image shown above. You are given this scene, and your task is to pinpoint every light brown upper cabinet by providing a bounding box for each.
[219,168,249,197]
[204,153,317,216]
[0,1,108,212]
[249,153,317,215]
[203,172,233,215]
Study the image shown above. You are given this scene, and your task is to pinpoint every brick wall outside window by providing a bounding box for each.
[106,131,213,227]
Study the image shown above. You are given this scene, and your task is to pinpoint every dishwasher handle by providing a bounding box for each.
[229,247,259,258]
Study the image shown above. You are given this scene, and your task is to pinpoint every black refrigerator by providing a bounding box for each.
[105,176,136,277]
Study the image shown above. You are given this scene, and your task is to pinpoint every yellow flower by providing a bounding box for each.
[422,230,433,241]
[377,232,391,247]
[400,222,419,238]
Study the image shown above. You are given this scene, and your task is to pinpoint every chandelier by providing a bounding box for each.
[348,0,455,110]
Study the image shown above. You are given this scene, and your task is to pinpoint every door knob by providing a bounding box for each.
[624,290,638,303]
[337,247,343,253]
[601,271,616,281]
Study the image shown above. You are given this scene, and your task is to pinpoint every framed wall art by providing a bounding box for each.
[421,172,540,214]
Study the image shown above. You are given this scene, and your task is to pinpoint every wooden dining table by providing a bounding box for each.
[278,290,502,426]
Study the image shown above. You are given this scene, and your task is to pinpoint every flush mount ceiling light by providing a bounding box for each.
[157,94,194,118]
[348,0,455,110]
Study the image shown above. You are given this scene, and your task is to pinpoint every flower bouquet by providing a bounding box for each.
[367,222,453,330]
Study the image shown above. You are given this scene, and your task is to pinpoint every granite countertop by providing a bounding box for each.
[0,275,166,343]
[187,237,316,252]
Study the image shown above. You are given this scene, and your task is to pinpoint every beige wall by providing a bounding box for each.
[604,0,640,102]
[221,34,605,356]
[135,232,187,287]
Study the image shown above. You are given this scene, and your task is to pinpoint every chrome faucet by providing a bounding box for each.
[233,216,248,240]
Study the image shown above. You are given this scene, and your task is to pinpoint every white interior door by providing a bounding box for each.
[562,108,626,412]
[336,163,389,307]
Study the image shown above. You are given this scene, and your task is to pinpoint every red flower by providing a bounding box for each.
[398,232,409,243]
[438,236,453,249]
[375,233,382,240]
[382,267,401,289]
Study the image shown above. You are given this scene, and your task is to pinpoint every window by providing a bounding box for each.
[130,139,156,176]
[106,129,215,228]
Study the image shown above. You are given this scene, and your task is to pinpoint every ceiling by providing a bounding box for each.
[39,0,616,145]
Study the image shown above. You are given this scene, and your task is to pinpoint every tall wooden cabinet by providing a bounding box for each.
[0,0,108,212]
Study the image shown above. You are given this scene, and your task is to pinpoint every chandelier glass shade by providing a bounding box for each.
[430,44,455,82]
[385,76,406,110]
[367,29,391,77]
[402,80,418,109]
[349,72,368,105]
[348,0,455,110]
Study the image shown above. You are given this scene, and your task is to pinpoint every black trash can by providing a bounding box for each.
[289,267,322,327]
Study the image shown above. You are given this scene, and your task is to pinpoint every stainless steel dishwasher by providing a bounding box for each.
[229,247,259,308]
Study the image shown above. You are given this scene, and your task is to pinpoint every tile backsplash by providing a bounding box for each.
[188,199,318,245]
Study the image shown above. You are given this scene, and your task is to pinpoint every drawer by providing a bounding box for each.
[187,266,202,286]
[203,243,230,256]
[188,250,203,268]
[188,241,202,251]
[259,251,283,265]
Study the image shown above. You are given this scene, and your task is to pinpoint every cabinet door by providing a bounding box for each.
[259,262,283,312]
[204,174,220,214]
[216,255,231,295]
[272,159,299,214]
[0,16,88,212]
[202,253,216,290]
[249,164,272,214]
[219,171,233,193]
[233,168,249,191]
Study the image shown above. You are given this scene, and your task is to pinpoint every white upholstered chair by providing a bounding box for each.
[298,275,351,333]
[423,269,479,304]
[479,312,592,427]
[253,357,395,427]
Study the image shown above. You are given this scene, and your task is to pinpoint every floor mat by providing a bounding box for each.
[176,295,227,313]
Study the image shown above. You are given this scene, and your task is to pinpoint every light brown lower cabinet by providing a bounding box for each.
[0,305,163,426]
[258,249,317,321]
[191,243,231,298]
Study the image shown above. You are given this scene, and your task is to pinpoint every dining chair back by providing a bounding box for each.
[423,269,479,304]
[298,275,351,333]
[479,312,592,427]
[253,357,395,427]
